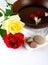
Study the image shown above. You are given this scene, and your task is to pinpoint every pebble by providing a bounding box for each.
[26,37,33,43]
[33,35,45,44]
[29,41,37,48]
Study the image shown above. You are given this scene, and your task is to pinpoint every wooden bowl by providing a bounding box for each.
[11,0,48,28]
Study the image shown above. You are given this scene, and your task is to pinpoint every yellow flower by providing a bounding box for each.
[1,15,25,34]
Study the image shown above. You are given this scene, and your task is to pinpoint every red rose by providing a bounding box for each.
[37,10,45,17]
[3,32,24,49]
[30,14,36,18]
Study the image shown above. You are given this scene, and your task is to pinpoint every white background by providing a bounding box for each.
[0,0,48,65]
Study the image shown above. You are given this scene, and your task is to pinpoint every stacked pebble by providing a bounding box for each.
[25,35,45,48]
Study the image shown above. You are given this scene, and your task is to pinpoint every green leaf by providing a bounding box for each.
[0,25,2,28]
[7,2,12,6]
[5,9,11,16]
[4,16,9,20]
[5,0,12,7]
[10,13,19,16]
[0,12,3,17]
[0,25,6,37]
[4,9,19,20]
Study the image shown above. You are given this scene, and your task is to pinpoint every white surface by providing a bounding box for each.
[0,36,48,65]
[0,0,7,11]
[0,0,48,65]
